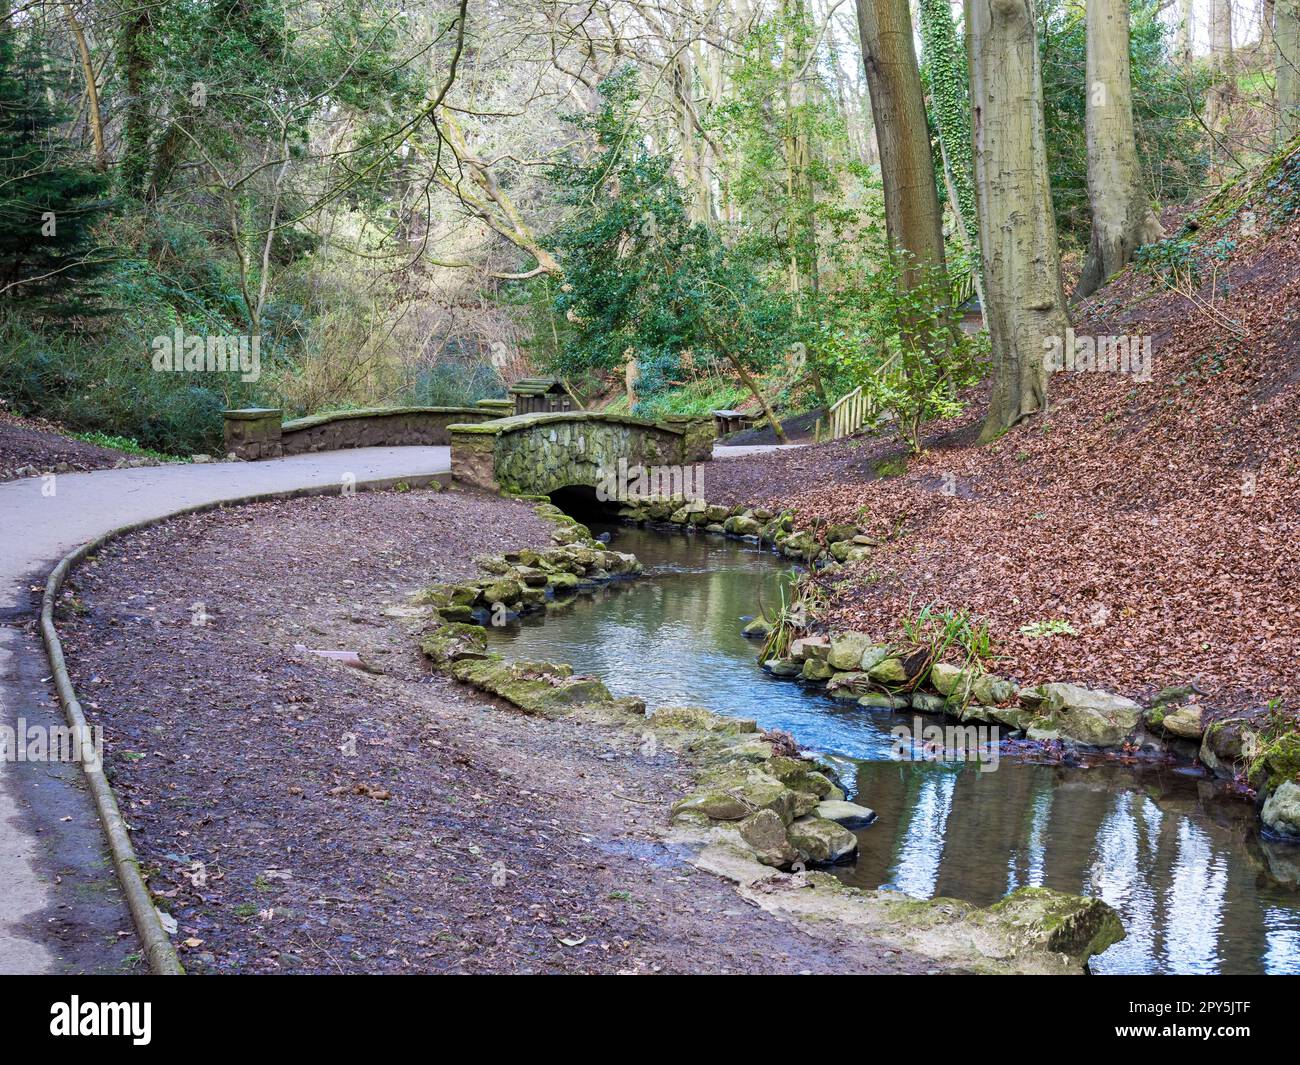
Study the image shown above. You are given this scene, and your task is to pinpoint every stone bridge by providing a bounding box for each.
[448,411,714,496]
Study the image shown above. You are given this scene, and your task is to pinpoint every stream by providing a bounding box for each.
[485,520,1300,974]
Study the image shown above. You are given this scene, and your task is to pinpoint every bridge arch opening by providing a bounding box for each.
[548,484,619,525]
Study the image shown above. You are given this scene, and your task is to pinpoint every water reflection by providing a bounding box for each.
[841,758,1298,974]
[485,522,1300,975]
[887,770,957,899]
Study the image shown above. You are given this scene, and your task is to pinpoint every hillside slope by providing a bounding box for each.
[705,149,1300,711]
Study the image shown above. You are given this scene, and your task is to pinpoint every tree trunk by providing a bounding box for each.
[918,0,978,260]
[63,3,106,170]
[1175,0,1193,65]
[119,8,152,197]
[782,0,830,409]
[670,46,711,224]
[966,0,1069,442]
[727,351,789,443]
[1206,0,1235,171]
[939,137,987,318]
[854,0,947,288]
[1278,0,1300,140]
[1076,0,1164,297]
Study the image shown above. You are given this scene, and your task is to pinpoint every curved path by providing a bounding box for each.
[712,443,805,458]
[0,447,449,973]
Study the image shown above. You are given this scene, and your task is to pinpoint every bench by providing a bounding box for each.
[711,409,754,437]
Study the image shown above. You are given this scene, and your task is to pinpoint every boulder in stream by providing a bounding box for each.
[867,656,909,685]
[1199,716,1261,779]
[971,673,1018,706]
[929,662,974,698]
[1020,682,1142,747]
[1262,781,1300,839]
[986,887,1126,961]
[1152,703,1204,740]
[764,658,802,677]
[814,799,876,828]
[790,635,830,662]
[739,809,799,868]
[857,692,910,710]
[800,658,836,682]
[787,815,858,864]
[827,632,874,671]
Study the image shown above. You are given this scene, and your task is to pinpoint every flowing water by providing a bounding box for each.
[485,521,1300,974]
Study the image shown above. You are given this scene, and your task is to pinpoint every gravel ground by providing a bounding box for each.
[58,488,937,974]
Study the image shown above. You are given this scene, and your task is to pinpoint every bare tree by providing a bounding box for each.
[1206,0,1236,171]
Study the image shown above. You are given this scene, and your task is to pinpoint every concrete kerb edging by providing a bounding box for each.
[37,470,449,975]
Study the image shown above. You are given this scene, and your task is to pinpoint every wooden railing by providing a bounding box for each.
[817,353,902,442]
[824,386,867,441]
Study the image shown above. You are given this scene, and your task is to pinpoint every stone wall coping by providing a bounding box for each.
[280,405,488,433]
[223,407,283,420]
[446,410,686,436]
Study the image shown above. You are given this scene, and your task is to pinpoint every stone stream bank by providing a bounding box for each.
[414,498,1128,974]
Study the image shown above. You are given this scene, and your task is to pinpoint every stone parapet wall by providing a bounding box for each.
[222,408,285,460]
[223,405,499,460]
[659,415,716,463]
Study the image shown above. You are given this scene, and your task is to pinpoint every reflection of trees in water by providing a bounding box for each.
[849,761,1296,973]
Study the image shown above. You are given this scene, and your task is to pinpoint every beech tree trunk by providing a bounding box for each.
[1278,0,1300,141]
[966,0,1069,441]
[1206,0,1235,170]
[1077,0,1164,297]
[854,0,946,288]
[1175,0,1193,65]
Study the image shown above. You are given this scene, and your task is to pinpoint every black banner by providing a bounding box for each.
[0,974,1288,1052]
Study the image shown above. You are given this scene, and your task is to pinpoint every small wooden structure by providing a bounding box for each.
[711,409,753,437]
[509,377,580,416]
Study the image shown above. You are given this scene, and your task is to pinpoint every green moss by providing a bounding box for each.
[281,405,484,431]
[1248,731,1300,793]
[988,886,1126,959]
[444,656,615,717]
[649,705,755,733]
[419,623,488,665]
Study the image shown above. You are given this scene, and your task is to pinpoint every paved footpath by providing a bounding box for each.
[0,447,450,973]
[712,443,805,458]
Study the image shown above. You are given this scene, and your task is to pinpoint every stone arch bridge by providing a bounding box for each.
[448,411,714,496]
